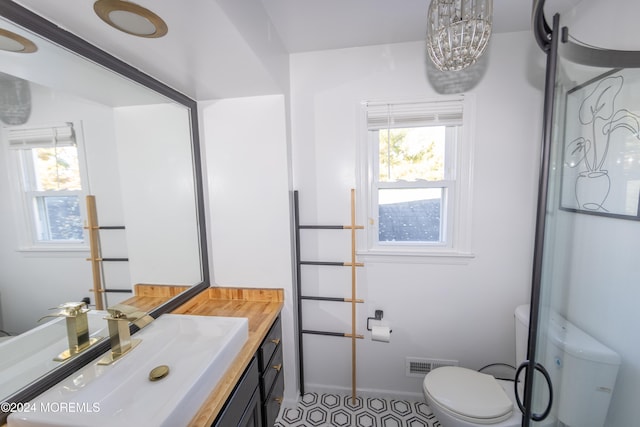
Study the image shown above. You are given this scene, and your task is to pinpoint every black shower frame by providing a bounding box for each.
[524,1,640,425]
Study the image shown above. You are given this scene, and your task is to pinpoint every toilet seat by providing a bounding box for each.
[423,366,513,425]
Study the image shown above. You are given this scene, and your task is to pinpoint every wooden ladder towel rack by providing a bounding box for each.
[85,195,132,310]
[294,189,364,403]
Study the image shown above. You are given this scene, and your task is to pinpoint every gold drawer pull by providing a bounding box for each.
[275,397,283,404]
[270,338,281,345]
[272,363,282,372]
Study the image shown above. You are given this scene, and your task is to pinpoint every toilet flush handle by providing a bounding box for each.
[515,361,553,422]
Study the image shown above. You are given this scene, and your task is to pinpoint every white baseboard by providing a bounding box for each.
[280,395,301,409]
[302,383,425,402]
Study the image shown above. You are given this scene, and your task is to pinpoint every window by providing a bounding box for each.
[4,122,88,250]
[359,96,474,260]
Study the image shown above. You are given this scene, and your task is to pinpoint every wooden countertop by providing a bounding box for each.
[119,284,191,311]
[172,287,284,427]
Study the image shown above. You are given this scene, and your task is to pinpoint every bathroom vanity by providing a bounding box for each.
[211,316,283,427]
[3,286,284,427]
[170,287,285,427]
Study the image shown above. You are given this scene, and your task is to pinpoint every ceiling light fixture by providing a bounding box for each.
[426,0,492,72]
[94,0,168,38]
[0,28,37,53]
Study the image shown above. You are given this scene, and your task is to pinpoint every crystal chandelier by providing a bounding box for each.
[426,0,493,72]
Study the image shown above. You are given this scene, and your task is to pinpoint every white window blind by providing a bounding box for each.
[365,99,464,130]
[7,122,76,149]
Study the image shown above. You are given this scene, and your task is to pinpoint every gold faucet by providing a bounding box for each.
[39,302,103,361]
[98,304,154,365]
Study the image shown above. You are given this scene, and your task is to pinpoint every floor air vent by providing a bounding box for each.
[406,357,458,377]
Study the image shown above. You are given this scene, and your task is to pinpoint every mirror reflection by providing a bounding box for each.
[0,15,203,402]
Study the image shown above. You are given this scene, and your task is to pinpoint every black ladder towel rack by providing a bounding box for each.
[294,189,364,403]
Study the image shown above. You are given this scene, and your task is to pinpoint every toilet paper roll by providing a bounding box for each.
[371,325,391,342]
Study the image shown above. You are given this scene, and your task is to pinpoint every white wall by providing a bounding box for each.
[113,104,201,286]
[0,83,125,333]
[201,95,298,403]
[289,32,544,397]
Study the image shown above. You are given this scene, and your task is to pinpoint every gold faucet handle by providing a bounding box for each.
[38,301,89,322]
[57,302,90,316]
[106,304,154,329]
[106,304,140,318]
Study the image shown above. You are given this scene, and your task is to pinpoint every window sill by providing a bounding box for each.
[357,248,475,264]
[17,246,90,257]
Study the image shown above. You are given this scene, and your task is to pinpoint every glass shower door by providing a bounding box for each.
[526,14,640,427]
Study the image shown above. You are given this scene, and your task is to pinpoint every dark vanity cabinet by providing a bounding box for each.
[258,316,284,427]
[213,315,284,427]
[212,357,261,427]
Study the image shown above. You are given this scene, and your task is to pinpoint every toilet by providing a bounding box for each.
[422,305,621,427]
[424,366,518,427]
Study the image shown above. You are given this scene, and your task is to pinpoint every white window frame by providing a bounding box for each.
[357,95,475,263]
[3,121,90,252]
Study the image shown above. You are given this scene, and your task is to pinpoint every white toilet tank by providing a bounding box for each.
[515,305,620,427]
[546,311,620,427]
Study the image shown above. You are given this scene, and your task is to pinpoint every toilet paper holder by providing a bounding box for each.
[367,310,392,333]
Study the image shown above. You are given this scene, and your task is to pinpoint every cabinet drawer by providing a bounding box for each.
[263,369,284,427]
[258,316,281,372]
[259,344,283,400]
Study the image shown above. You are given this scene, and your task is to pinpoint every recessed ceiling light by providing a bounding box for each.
[0,28,37,53]
[94,0,168,38]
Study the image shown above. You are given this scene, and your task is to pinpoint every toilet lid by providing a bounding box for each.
[424,367,513,421]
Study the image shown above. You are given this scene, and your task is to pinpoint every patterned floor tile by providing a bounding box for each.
[274,393,441,427]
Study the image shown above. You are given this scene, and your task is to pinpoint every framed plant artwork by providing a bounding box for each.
[560,68,640,220]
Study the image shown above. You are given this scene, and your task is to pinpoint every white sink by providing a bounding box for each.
[0,311,107,401]
[7,314,248,427]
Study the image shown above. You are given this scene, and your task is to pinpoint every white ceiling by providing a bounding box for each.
[260,0,534,53]
[10,0,581,100]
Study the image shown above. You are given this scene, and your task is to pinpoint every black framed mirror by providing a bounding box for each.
[0,1,209,420]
